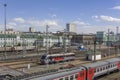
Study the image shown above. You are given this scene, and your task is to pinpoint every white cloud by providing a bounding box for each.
[112,6,120,10]
[14,17,25,23]
[51,14,57,18]
[92,15,120,22]
[2,17,62,32]
[6,22,17,29]
[48,13,57,18]
[8,22,17,26]
[100,15,120,22]
[92,15,98,19]
[28,20,58,26]
[72,20,89,26]
[77,25,116,34]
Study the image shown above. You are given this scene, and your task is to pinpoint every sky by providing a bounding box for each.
[0,0,120,33]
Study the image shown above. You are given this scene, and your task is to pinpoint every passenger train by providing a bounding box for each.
[37,57,120,80]
[40,53,75,64]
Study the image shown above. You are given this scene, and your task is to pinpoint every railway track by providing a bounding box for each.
[0,47,119,79]
[0,61,34,66]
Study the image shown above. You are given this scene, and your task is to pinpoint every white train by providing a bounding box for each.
[40,53,75,64]
[34,58,120,80]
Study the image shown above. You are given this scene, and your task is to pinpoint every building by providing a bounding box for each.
[86,50,101,61]
[34,34,69,48]
[96,31,107,42]
[66,23,76,33]
[71,34,95,45]
[29,27,35,32]
[0,30,70,48]
[96,31,119,46]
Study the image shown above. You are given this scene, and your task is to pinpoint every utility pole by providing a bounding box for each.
[93,37,96,62]
[108,28,110,56]
[116,26,119,56]
[64,29,67,53]
[46,25,49,54]
[4,3,7,59]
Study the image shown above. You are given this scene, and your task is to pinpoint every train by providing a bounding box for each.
[40,53,75,64]
[37,57,120,80]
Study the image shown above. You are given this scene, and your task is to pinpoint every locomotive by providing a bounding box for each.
[36,57,120,80]
[40,53,75,64]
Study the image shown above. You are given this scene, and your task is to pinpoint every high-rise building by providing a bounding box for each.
[29,27,35,32]
[66,23,76,33]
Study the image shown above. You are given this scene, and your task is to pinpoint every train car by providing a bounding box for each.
[36,58,120,80]
[83,58,120,80]
[30,67,86,80]
[40,53,75,64]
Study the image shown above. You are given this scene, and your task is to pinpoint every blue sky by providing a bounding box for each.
[0,0,120,33]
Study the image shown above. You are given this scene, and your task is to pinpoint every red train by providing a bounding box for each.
[31,58,120,80]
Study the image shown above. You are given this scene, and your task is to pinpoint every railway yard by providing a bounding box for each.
[0,46,120,80]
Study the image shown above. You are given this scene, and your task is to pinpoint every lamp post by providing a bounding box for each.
[108,28,110,56]
[93,37,96,62]
[46,25,49,54]
[4,3,7,59]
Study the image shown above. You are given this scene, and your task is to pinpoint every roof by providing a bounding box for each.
[47,53,75,57]
[83,61,108,68]
[30,67,84,80]
[83,58,120,68]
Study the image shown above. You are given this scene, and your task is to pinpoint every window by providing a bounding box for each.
[75,74,78,78]
[59,78,63,80]
[97,68,99,72]
[103,67,105,70]
[106,66,108,69]
[94,69,96,73]
[65,77,69,80]
[70,75,74,80]
[111,65,112,68]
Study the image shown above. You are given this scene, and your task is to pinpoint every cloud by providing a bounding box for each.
[92,15,98,19]
[92,15,120,22]
[52,14,57,18]
[14,17,25,23]
[8,22,17,26]
[72,20,89,26]
[77,25,116,34]
[13,17,58,27]
[48,13,57,18]
[112,6,120,10]
[28,19,58,26]
[6,22,17,29]
[100,15,120,22]
[2,17,62,32]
